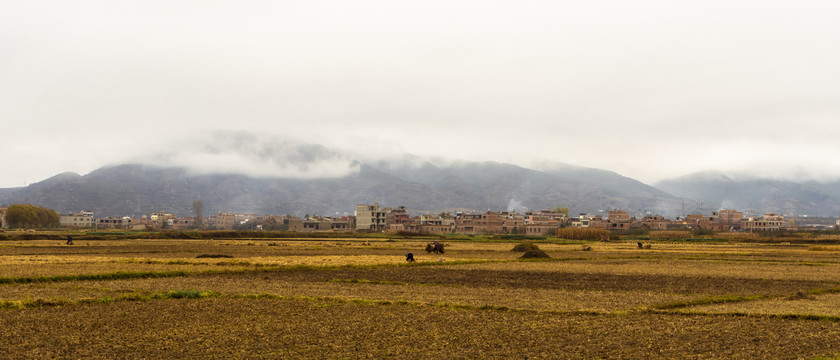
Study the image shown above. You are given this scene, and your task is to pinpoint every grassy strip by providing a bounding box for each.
[231,293,526,312]
[813,354,840,360]
[808,287,840,296]
[119,258,259,267]
[0,256,586,287]
[9,289,840,326]
[664,310,840,323]
[119,255,592,271]
[328,278,417,286]
[0,270,189,285]
[231,293,615,318]
[651,294,769,310]
[0,230,407,241]
[678,257,836,266]
[0,289,219,310]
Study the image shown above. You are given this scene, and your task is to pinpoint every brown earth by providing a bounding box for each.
[2,239,840,358]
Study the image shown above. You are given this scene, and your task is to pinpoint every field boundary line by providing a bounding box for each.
[0,270,190,285]
[648,309,840,323]
[0,289,219,310]
[0,258,582,286]
[649,294,770,310]
[9,290,840,324]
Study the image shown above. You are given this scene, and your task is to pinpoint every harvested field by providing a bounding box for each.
[681,292,840,318]
[1,237,840,358]
[3,298,840,359]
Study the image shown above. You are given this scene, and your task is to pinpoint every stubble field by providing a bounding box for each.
[2,237,840,359]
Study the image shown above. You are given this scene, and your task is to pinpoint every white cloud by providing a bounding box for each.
[134,132,360,179]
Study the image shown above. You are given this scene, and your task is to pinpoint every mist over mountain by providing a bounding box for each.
[5,139,840,219]
[654,171,840,217]
[135,132,360,179]
[0,143,683,217]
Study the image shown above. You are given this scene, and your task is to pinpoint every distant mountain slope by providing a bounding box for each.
[0,160,683,218]
[368,160,681,214]
[0,187,23,204]
[654,171,840,216]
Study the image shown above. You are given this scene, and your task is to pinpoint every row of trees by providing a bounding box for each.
[3,204,60,229]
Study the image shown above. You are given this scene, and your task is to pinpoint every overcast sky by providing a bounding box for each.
[2,1,839,188]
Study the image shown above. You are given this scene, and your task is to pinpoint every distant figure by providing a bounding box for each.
[637,242,643,249]
[66,235,74,245]
[425,242,445,254]
[405,252,415,262]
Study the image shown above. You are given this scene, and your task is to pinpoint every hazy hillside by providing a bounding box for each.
[654,171,840,216]
[0,187,21,205]
[0,160,683,218]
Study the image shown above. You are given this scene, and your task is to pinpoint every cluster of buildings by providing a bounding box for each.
[49,210,353,232]
[354,204,794,235]
[574,209,788,232]
[0,204,806,234]
[355,203,568,236]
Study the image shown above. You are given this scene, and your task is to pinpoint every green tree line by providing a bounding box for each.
[4,204,60,229]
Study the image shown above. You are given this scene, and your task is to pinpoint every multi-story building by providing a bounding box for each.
[525,223,559,236]
[455,212,505,234]
[97,216,131,229]
[355,203,386,231]
[641,215,671,230]
[741,213,785,232]
[684,213,725,231]
[169,217,195,230]
[522,210,562,235]
[418,214,455,234]
[207,213,237,230]
[385,206,410,226]
[571,214,596,228]
[500,212,526,233]
[604,209,632,230]
[59,211,95,228]
[718,209,744,227]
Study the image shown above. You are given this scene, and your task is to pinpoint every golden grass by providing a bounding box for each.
[810,245,840,252]
[680,293,840,318]
[649,231,692,240]
[713,232,760,240]
[0,273,695,313]
[445,258,840,282]
[3,237,840,358]
[3,297,840,359]
[555,227,610,240]
[0,255,477,278]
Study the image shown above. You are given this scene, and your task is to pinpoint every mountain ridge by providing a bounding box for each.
[0,160,683,218]
[5,159,840,218]
[654,171,840,217]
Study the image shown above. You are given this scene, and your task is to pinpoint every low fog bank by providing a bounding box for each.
[130,132,360,179]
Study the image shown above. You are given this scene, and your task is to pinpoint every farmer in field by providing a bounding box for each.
[433,239,439,253]
[66,235,74,245]
[405,252,415,262]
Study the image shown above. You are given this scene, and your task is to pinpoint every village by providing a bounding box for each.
[2,202,821,235]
